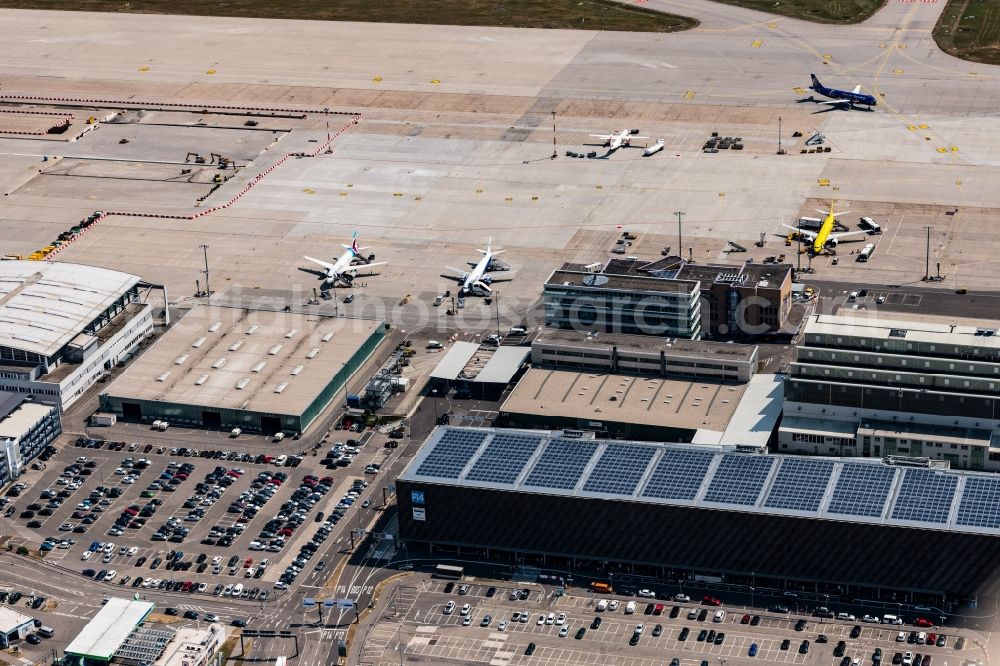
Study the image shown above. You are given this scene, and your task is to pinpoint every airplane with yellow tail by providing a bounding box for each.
[783,202,868,255]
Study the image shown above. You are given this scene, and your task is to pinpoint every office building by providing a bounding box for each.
[543,267,702,339]
[781,313,1000,471]
[0,393,61,486]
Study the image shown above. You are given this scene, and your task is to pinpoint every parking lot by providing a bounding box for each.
[358,579,982,666]
[1,427,396,599]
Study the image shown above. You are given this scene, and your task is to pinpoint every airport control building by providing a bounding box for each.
[0,261,153,410]
[398,426,1000,603]
[99,305,385,435]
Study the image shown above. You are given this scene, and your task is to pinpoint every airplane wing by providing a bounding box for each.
[630,136,651,140]
[589,134,613,140]
[818,99,850,106]
[352,261,388,270]
[445,266,470,278]
[782,224,818,241]
[304,256,337,273]
[829,230,869,242]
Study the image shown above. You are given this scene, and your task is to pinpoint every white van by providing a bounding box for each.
[596,599,608,612]
[883,614,903,625]
[713,610,726,623]
[624,601,637,614]
[848,291,859,302]
[427,340,444,350]
[230,428,242,437]
[273,432,285,442]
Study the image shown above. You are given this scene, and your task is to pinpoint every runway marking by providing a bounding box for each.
[751,40,762,48]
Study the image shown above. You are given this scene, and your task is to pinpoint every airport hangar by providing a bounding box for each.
[0,260,153,411]
[98,305,385,435]
[398,426,1000,603]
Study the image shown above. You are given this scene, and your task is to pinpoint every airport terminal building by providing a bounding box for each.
[99,306,385,435]
[0,261,153,410]
[398,426,1000,602]
[780,314,1000,471]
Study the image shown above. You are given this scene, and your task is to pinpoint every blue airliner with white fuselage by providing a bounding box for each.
[808,74,877,109]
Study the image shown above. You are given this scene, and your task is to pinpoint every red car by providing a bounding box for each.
[915,617,934,628]
[741,614,751,624]
[926,633,937,645]
[702,596,722,606]
[243,558,253,568]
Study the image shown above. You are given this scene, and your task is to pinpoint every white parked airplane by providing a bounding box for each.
[590,129,650,151]
[444,238,511,296]
[304,232,387,286]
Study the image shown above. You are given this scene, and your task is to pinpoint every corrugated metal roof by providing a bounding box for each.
[0,261,140,358]
[429,342,479,380]
[64,598,154,659]
[473,346,530,384]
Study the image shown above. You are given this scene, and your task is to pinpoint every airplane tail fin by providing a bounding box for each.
[810,73,821,89]
[351,231,359,256]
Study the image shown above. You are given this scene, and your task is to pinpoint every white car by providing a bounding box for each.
[102,553,113,563]
[862,615,880,623]
[81,551,93,560]
[559,626,569,637]
[545,612,555,625]
[104,569,117,581]
[555,613,566,626]
[536,614,545,626]
[204,614,219,623]
[462,616,472,626]
[596,600,608,612]
[896,632,906,642]
[141,579,153,588]
[443,601,455,615]
[634,623,645,635]
[212,556,223,565]
[675,593,691,603]
[127,546,138,557]
[638,589,656,598]
[460,603,471,616]
[497,621,508,632]
[103,543,115,554]
[608,600,619,612]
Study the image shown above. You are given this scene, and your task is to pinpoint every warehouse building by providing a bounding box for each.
[543,268,702,339]
[398,426,1000,602]
[530,328,759,383]
[0,393,61,487]
[0,261,153,410]
[780,313,1000,471]
[64,598,155,664]
[429,342,530,399]
[497,368,781,446]
[99,306,385,435]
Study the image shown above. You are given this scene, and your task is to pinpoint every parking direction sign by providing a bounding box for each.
[303,598,316,608]
[337,599,355,610]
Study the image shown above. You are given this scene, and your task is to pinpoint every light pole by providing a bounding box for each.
[200,244,211,299]
[551,111,557,159]
[674,211,684,259]
[923,225,932,281]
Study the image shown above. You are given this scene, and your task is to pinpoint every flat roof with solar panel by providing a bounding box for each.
[399,426,1000,536]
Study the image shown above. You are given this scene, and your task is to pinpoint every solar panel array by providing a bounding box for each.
[957,476,1000,529]
[764,458,835,512]
[465,433,544,484]
[406,428,1000,535]
[827,463,897,518]
[582,444,657,496]
[703,454,776,506]
[891,468,959,524]
[641,449,715,501]
[414,429,489,479]
[523,438,599,490]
